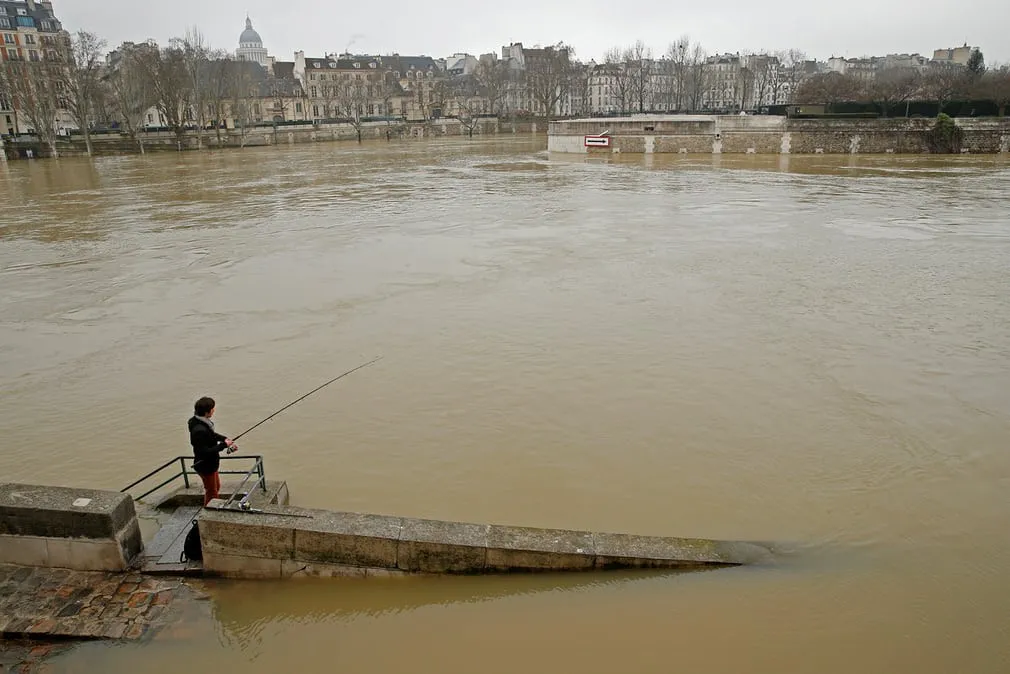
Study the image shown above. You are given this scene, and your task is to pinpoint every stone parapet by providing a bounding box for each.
[198,503,771,579]
[0,484,142,572]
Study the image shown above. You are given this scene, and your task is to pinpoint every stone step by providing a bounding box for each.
[152,480,288,511]
[140,561,204,577]
[144,506,200,563]
[158,512,200,566]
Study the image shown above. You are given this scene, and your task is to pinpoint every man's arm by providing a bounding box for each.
[213,431,237,452]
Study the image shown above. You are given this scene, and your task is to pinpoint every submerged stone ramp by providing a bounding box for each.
[0,564,182,641]
[198,502,772,579]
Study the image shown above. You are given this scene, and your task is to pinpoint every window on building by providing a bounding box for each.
[28,49,38,61]
[367,104,374,115]
[16,16,34,27]
[0,7,6,14]
[3,33,14,44]
[148,113,154,123]
[313,104,319,117]
[310,86,317,98]
[16,7,26,15]
[295,102,302,113]
[24,34,35,44]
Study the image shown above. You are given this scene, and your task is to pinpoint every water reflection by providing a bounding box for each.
[205,569,720,646]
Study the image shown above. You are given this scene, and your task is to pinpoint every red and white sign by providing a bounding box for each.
[584,135,611,147]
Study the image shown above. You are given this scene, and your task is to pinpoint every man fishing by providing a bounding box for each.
[188,396,237,506]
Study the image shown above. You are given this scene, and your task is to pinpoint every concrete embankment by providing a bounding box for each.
[548,115,1010,154]
[198,501,771,579]
[0,484,142,572]
[2,118,543,159]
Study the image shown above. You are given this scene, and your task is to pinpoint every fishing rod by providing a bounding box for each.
[229,356,383,445]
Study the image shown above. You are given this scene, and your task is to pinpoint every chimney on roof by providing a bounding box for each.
[26,0,37,9]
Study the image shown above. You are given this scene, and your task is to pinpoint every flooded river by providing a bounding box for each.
[2,137,1010,672]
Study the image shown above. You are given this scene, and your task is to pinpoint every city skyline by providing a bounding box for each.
[56,0,1008,65]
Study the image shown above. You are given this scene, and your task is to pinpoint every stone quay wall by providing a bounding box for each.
[2,119,543,159]
[0,484,143,572]
[198,501,771,580]
[548,115,1010,155]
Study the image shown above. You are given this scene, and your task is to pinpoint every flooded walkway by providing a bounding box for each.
[0,564,187,641]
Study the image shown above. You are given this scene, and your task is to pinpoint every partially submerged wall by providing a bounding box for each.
[0,484,143,571]
[198,502,771,579]
[548,115,1010,154]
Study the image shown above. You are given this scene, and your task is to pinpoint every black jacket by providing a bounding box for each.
[189,416,228,475]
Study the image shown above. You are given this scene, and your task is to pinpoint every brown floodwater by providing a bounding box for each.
[2,137,1010,672]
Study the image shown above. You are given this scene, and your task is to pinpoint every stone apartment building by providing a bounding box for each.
[0,0,72,135]
[931,45,973,67]
[293,51,443,122]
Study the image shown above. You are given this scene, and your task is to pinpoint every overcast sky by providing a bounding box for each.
[57,0,1008,65]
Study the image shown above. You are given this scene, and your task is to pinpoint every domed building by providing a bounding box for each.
[237,16,268,66]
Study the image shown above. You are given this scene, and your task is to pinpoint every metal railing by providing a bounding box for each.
[121,455,267,504]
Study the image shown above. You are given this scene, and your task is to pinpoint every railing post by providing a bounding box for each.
[181,457,190,488]
[258,457,267,492]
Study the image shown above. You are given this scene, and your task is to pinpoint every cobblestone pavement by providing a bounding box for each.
[0,564,185,642]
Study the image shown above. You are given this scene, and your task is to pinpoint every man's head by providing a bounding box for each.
[194,396,216,418]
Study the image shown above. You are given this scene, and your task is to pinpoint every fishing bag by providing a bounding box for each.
[181,520,203,562]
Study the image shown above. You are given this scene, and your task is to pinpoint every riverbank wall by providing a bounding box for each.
[548,115,1010,154]
[197,500,771,579]
[1,118,541,159]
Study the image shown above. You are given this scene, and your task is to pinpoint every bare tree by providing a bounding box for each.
[62,30,107,156]
[975,65,1010,116]
[747,53,775,109]
[624,40,653,112]
[569,60,593,116]
[863,68,920,117]
[445,75,485,137]
[107,43,156,153]
[474,58,509,116]
[603,47,632,113]
[178,28,211,149]
[0,58,63,157]
[922,65,968,115]
[685,43,709,112]
[794,72,862,107]
[332,76,370,142]
[134,43,191,149]
[737,63,756,110]
[665,36,691,111]
[205,56,237,144]
[228,61,258,147]
[777,49,809,104]
[525,42,572,120]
